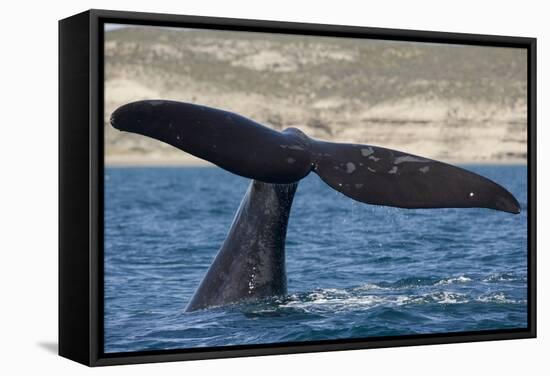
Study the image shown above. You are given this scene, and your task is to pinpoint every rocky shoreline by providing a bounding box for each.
[105,26,527,165]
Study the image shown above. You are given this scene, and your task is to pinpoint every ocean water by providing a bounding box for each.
[104,165,528,353]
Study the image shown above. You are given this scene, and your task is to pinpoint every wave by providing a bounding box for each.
[482,272,526,283]
[275,287,523,314]
[434,275,472,286]
[354,271,526,291]
[354,275,472,290]
[476,292,525,304]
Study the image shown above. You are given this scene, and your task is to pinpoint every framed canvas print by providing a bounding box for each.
[59,9,536,366]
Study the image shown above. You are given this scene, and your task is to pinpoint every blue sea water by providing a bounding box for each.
[104,165,528,353]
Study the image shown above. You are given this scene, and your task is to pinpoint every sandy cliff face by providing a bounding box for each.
[104,27,527,165]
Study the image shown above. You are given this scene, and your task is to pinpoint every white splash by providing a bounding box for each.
[435,276,472,286]
[476,292,519,304]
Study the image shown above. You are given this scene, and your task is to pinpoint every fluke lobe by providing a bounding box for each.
[110,100,520,311]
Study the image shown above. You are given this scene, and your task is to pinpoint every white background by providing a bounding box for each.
[0,0,547,374]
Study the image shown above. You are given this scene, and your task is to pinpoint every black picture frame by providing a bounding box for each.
[59,8,537,367]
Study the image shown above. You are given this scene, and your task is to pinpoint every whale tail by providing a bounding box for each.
[110,100,520,214]
[185,180,297,311]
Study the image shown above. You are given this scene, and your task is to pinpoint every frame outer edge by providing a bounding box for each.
[89,9,101,366]
[67,8,538,366]
[58,9,92,366]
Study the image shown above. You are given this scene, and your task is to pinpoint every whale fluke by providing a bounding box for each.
[110,100,312,184]
[312,141,520,213]
[110,100,520,214]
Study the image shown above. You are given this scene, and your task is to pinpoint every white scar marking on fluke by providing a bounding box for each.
[280,144,305,151]
[346,162,356,174]
[355,183,364,189]
[388,166,398,174]
[289,145,305,151]
[469,192,475,197]
[286,157,296,164]
[367,167,376,173]
[369,155,380,162]
[419,166,430,173]
[361,147,374,157]
[394,155,429,164]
